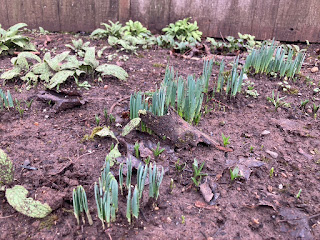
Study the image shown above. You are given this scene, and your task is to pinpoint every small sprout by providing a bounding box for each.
[15,99,24,118]
[153,142,165,157]
[126,158,132,190]
[181,215,185,224]
[221,133,230,147]
[312,103,320,119]
[95,114,100,126]
[230,166,241,181]
[267,90,290,110]
[110,142,115,151]
[296,189,302,199]
[134,141,140,158]
[149,163,164,201]
[169,178,174,193]
[109,114,116,123]
[175,159,186,172]
[269,167,274,178]
[249,146,254,153]
[191,158,207,187]
[119,163,123,195]
[300,99,309,110]
[25,99,33,109]
[144,156,151,165]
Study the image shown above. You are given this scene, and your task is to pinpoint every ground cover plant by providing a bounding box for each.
[0,22,319,240]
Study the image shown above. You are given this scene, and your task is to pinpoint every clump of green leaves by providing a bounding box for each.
[153,142,165,157]
[267,90,290,110]
[1,48,128,90]
[214,57,244,98]
[134,141,140,158]
[191,158,207,187]
[94,162,118,229]
[207,32,262,54]
[221,133,230,147]
[244,42,305,79]
[149,163,164,201]
[230,166,242,181]
[0,88,14,110]
[65,39,90,57]
[91,20,155,54]
[162,18,202,43]
[0,23,36,55]
[73,185,93,226]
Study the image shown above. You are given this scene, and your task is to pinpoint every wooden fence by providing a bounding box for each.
[0,0,319,42]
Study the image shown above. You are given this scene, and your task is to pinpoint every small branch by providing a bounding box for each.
[109,96,130,114]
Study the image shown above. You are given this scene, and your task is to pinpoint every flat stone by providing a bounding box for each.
[311,66,319,73]
[261,130,270,136]
[266,150,278,159]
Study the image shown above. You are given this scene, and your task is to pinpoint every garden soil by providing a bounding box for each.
[0,32,319,240]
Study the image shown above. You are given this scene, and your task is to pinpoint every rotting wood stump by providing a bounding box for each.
[139,108,232,152]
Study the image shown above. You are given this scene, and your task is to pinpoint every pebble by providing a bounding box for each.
[261,130,270,136]
[247,104,254,108]
[279,184,283,189]
[266,150,278,159]
[311,66,319,73]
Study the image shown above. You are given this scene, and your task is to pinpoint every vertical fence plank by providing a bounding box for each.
[94,0,118,28]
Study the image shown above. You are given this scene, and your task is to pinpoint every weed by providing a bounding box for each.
[181,215,186,224]
[267,90,290,110]
[134,141,140,158]
[312,103,320,119]
[221,133,230,147]
[15,99,24,118]
[191,158,207,187]
[175,159,186,172]
[153,142,165,157]
[300,99,309,110]
[230,166,242,181]
[144,156,151,165]
[249,146,254,153]
[95,114,100,126]
[25,99,33,109]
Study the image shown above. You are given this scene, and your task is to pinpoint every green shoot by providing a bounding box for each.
[137,164,148,199]
[119,163,123,195]
[191,158,207,187]
[175,159,186,172]
[149,163,164,200]
[221,133,230,147]
[153,142,165,157]
[300,99,309,110]
[126,158,132,189]
[25,99,33,109]
[249,146,254,153]
[230,166,241,181]
[296,189,302,199]
[169,178,175,193]
[73,185,93,226]
[269,167,274,178]
[144,156,151,165]
[134,141,140,158]
[15,99,24,118]
[267,90,290,110]
[95,114,100,126]
[181,215,185,224]
[126,187,132,224]
[313,103,320,119]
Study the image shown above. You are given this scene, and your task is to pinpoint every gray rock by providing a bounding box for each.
[266,150,278,159]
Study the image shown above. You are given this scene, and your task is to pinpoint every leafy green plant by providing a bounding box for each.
[90,21,125,39]
[230,166,241,181]
[149,163,164,201]
[221,133,230,147]
[162,18,202,42]
[0,88,14,110]
[153,142,165,157]
[73,185,93,226]
[123,20,151,37]
[0,23,36,55]
[267,90,291,110]
[65,39,90,57]
[1,48,128,90]
[191,159,207,187]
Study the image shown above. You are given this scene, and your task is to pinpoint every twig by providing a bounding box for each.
[278,212,320,222]
[109,96,130,114]
[219,31,226,42]
[0,214,14,219]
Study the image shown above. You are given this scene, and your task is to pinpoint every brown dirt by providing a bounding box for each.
[0,32,320,240]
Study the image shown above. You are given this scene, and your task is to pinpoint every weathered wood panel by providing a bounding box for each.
[0,0,319,42]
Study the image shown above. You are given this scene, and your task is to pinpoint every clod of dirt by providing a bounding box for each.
[36,90,87,113]
[139,108,232,151]
[265,150,279,159]
[35,186,66,211]
[279,207,314,240]
[270,118,310,137]
[226,157,265,180]
[199,177,220,204]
